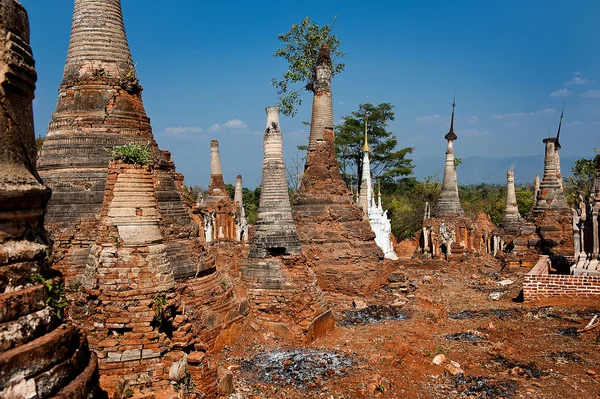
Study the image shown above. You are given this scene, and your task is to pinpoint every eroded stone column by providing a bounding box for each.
[499,169,522,232]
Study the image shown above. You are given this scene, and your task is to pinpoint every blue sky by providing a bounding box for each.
[21,0,600,188]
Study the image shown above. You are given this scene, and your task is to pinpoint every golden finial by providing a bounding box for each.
[377,179,381,197]
[361,100,371,153]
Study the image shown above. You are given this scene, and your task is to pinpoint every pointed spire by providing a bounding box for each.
[361,110,371,153]
[556,100,565,149]
[445,91,457,141]
[377,179,382,197]
[433,91,464,217]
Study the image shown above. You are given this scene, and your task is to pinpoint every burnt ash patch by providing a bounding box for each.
[340,305,409,326]
[549,351,581,363]
[558,327,581,339]
[454,375,517,399]
[493,356,548,379]
[240,349,353,388]
[449,308,521,320]
[445,331,488,342]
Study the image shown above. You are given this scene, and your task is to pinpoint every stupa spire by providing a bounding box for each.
[249,107,301,258]
[433,95,465,217]
[62,0,134,84]
[306,43,334,166]
[205,140,230,204]
[556,100,565,149]
[499,169,522,232]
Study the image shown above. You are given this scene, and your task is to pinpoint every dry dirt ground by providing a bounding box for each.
[217,259,600,398]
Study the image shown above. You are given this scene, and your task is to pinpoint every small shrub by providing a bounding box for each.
[31,274,68,320]
[221,279,228,290]
[153,294,168,325]
[110,142,151,165]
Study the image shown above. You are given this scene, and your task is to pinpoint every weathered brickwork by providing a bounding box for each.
[241,106,333,343]
[0,1,101,395]
[292,47,393,306]
[37,0,197,282]
[72,162,247,394]
[524,256,600,300]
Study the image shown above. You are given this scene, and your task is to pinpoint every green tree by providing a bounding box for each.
[335,102,414,189]
[564,154,599,207]
[36,135,45,152]
[271,16,345,117]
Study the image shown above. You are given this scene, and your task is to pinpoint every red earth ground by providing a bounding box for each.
[215,258,600,399]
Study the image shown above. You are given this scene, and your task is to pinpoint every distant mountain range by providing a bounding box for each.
[412,155,581,185]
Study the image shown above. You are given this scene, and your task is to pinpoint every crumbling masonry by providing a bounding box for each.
[0,1,101,395]
[241,107,334,342]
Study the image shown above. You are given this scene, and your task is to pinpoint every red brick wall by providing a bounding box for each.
[523,256,600,300]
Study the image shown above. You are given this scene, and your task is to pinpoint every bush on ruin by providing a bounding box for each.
[110,142,151,165]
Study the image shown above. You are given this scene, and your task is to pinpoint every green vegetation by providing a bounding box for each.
[382,176,536,241]
[335,102,414,188]
[31,274,68,320]
[272,16,345,117]
[152,294,168,325]
[565,153,599,207]
[110,142,151,165]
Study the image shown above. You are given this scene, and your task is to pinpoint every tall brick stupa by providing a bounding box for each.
[241,107,333,343]
[0,1,101,395]
[37,0,197,281]
[292,45,391,304]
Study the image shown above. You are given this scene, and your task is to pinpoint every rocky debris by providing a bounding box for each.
[240,350,352,388]
[340,305,410,326]
[444,362,464,376]
[549,351,582,364]
[432,354,446,365]
[498,279,514,286]
[488,292,504,301]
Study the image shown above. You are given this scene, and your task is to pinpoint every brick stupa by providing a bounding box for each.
[37,0,197,281]
[241,107,333,343]
[36,0,247,394]
[0,1,101,395]
[292,46,392,304]
[499,169,523,234]
[417,99,497,260]
[531,109,573,256]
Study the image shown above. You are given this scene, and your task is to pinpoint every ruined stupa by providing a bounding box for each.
[432,98,465,218]
[532,110,568,214]
[531,109,573,256]
[241,107,333,342]
[499,169,523,233]
[292,45,391,303]
[205,140,231,205]
[37,0,197,281]
[0,1,101,395]
[418,99,497,260]
[195,140,245,243]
